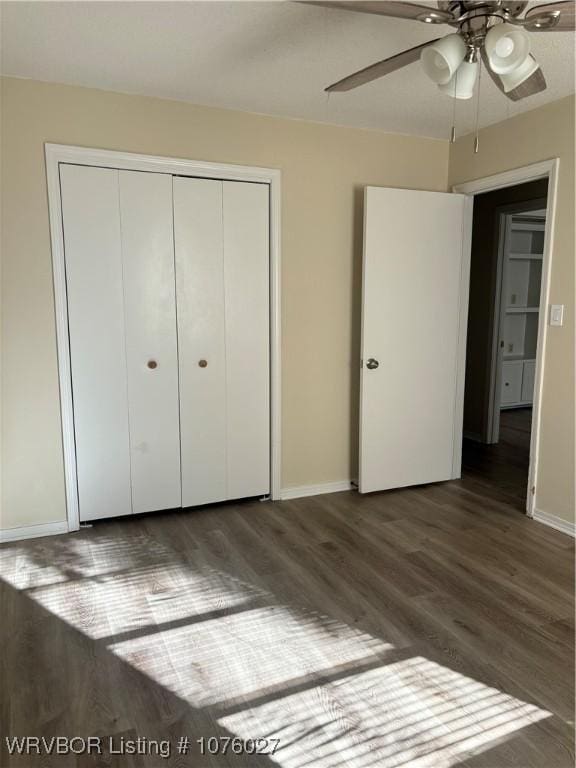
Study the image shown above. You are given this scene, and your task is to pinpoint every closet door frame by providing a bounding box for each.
[46,143,282,533]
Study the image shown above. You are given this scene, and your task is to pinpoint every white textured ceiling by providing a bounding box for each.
[1,0,574,139]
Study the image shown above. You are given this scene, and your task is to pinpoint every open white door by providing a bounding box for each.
[359,186,471,494]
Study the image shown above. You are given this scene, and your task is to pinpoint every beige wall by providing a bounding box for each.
[450,95,575,524]
[0,76,449,529]
[2,78,573,532]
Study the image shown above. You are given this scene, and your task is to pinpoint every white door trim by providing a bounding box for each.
[452,195,474,478]
[453,158,560,517]
[487,209,509,445]
[45,143,282,533]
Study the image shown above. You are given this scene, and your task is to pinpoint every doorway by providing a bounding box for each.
[357,162,558,513]
[461,179,549,512]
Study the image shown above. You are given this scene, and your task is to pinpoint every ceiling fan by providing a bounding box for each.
[305,1,575,101]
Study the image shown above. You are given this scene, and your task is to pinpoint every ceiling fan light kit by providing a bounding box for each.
[420,33,467,83]
[314,1,574,106]
[308,0,573,151]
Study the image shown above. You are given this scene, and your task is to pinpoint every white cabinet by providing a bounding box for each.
[60,164,270,522]
[501,361,523,405]
[521,360,536,403]
[501,359,535,408]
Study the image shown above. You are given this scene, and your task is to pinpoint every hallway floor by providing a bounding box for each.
[462,407,532,513]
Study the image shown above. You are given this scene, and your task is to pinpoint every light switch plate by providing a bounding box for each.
[550,304,564,327]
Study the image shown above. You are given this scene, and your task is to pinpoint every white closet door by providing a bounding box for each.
[119,171,182,514]
[174,177,227,507]
[223,181,270,499]
[60,164,132,521]
[174,178,270,506]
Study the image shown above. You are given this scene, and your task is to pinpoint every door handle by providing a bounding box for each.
[366,358,379,370]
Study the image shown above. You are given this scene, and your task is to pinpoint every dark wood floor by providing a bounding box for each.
[462,408,532,512]
[1,428,574,766]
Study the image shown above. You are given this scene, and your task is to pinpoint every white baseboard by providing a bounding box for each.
[280,480,352,501]
[0,520,69,544]
[532,509,575,538]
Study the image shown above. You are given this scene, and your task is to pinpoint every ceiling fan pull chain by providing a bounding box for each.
[474,57,483,154]
[450,67,458,143]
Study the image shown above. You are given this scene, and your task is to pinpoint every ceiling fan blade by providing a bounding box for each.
[481,50,547,101]
[302,1,454,24]
[326,38,441,92]
[524,1,575,30]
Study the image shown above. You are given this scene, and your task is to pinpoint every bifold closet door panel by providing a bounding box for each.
[119,171,182,514]
[173,177,227,507]
[223,181,270,499]
[60,164,132,521]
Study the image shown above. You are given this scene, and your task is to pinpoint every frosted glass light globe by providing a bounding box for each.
[420,34,467,84]
[485,23,531,74]
[438,60,479,99]
[495,37,515,58]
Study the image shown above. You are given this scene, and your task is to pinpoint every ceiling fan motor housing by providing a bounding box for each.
[436,2,531,56]
[438,1,529,23]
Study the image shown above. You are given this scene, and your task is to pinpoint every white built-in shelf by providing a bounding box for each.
[500,213,544,409]
[510,221,546,232]
[503,354,536,362]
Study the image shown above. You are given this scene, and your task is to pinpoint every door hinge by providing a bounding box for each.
[531,485,536,495]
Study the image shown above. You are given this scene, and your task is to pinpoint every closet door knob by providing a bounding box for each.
[147,360,158,370]
[198,359,208,368]
[366,358,379,370]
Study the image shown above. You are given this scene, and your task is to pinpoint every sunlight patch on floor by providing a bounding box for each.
[108,603,393,706]
[1,533,552,767]
[219,656,550,768]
